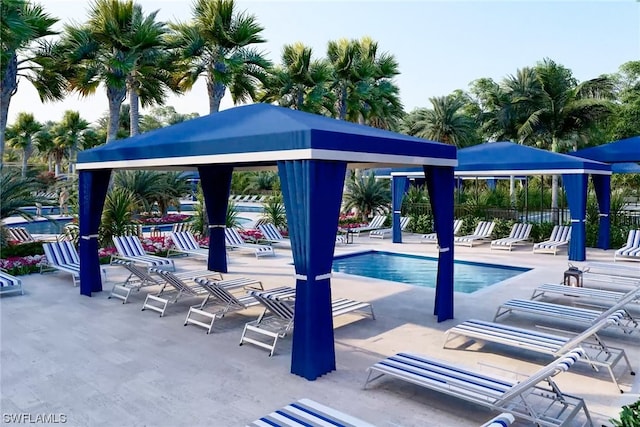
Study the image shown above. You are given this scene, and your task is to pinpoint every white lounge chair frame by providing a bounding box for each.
[0,270,23,296]
[454,221,495,247]
[225,228,275,258]
[369,216,410,239]
[348,215,386,236]
[531,283,640,306]
[41,241,81,286]
[240,287,375,356]
[142,267,226,317]
[184,276,264,333]
[533,225,571,255]
[363,349,592,427]
[112,235,175,271]
[247,398,376,427]
[494,289,640,334]
[614,229,640,261]
[444,313,636,392]
[257,223,290,247]
[108,259,164,303]
[490,223,532,251]
[420,219,463,244]
[168,231,209,260]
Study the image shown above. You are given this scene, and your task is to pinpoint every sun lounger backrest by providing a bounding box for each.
[258,223,284,241]
[113,235,146,257]
[508,223,531,240]
[194,277,244,306]
[400,216,411,230]
[558,225,571,242]
[43,241,80,266]
[547,226,561,241]
[249,288,295,320]
[496,348,584,405]
[557,311,626,353]
[473,221,494,237]
[8,227,36,243]
[453,219,463,235]
[171,231,200,251]
[225,228,246,246]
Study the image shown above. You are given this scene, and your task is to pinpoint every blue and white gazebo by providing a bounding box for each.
[385,142,612,261]
[76,103,457,380]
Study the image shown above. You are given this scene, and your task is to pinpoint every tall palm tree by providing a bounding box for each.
[259,42,334,114]
[1,0,65,166]
[327,38,359,120]
[409,96,476,147]
[33,121,55,172]
[6,112,41,177]
[517,59,614,214]
[0,167,48,221]
[169,0,271,113]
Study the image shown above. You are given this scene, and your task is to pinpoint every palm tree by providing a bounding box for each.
[517,59,614,215]
[123,6,173,136]
[408,96,476,147]
[342,171,390,222]
[259,43,334,114]
[58,0,162,142]
[1,0,65,166]
[54,110,89,174]
[33,121,55,172]
[100,187,139,246]
[0,167,49,221]
[113,170,164,213]
[6,112,41,177]
[327,38,359,120]
[169,0,271,113]
[153,172,190,215]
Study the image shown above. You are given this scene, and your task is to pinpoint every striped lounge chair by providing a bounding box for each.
[112,235,175,271]
[490,223,532,251]
[364,349,593,426]
[369,216,411,239]
[247,398,376,427]
[454,221,495,247]
[41,241,81,286]
[0,270,23,296]
[420,219,463,244]
[168,231,209,260]
[257,223,290,247]
[240,286,374,356]
[444,312,635,392]
[614,229,640,261]
[532,225,571,255]
[225,228,275,258]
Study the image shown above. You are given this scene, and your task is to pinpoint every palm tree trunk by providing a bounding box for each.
[106,85,126,142]
[509,175,516,207]
[0,54,18,170]
[338,85,348,120]
[21,143,33,178]
[206,72,226,114]
[129,84,140,136]
[55,157,62,177]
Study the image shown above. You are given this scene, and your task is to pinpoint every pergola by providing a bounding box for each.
[384,142,611,261]
[573,135,640,163]
[76,103,457,381]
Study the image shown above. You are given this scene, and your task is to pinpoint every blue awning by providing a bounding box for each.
[573,136,640,163]
[77,103,456,170]
[612,162,640,174]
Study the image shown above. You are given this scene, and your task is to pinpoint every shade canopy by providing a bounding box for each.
[75,103,457,381]
[381,141,612,261]
[456,142,611,176]
[612,162,640,174]
[77,103,454,170]
[572,136,640,163]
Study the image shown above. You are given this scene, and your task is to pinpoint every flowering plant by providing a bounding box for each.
[139,214,191,225]
[0,254,46,276]
[238,229,264,242]
[140,236,173,256]
[338,213,365,228]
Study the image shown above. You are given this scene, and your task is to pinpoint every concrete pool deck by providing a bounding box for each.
[1,234,639,426]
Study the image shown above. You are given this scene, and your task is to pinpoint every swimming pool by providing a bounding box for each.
[8,217,252,235]
[332,251,530,293]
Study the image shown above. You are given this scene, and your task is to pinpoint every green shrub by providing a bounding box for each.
[492,218,516,240]
[407,214,433,234]
[610,399,640,427]
[0,241,44,257]
[529,222,556,243]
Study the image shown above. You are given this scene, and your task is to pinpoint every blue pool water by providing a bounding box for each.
[9,217,252,235]
[332,251,530,293]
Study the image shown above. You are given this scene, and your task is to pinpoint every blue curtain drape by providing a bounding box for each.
[392,176,409,243]
[592,174,611,250]
[278,160,346,381]
[198,165,233,273]
[563,173,588,261]
[79,169,111,296]
[424,165,455,322]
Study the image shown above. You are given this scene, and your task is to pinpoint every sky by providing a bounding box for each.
[7,0,640,126]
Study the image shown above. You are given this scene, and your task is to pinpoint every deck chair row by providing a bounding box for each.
[444,313,635,392]
[364,348,592,427]
[615,229,640,261]
[368,216,410,239]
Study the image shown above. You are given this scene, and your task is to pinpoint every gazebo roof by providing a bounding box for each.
[572,136,640,163]
[77,104,457,170]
